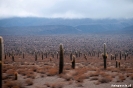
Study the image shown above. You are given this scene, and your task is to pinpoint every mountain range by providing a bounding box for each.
[0,17,133,35]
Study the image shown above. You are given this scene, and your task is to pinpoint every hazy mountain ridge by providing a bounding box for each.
[0,17,133,35]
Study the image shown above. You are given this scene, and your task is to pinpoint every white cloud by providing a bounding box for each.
[0,0,133,19]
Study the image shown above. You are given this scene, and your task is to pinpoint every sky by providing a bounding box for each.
[0,0,133,19]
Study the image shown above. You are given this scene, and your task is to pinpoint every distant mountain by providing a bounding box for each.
[0,17,133,35]
[122,25,133,34]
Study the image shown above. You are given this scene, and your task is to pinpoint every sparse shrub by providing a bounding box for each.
[98,76,112,83]
[45,82,52,87]
[130,74,133,80]
[25,78,33,86]
[90,77,99,80]
[47,67,58,76]
[118,75,126,82]
[89,71,99,77]
[51,82,64,88]
[74,74,86,82]
[18,69,27,76]
[116,61,118,68]
[6,69,15,76]
[73,68,88,82]
[4,81,22,88]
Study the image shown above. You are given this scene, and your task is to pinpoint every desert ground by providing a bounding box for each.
[2,34,133,88]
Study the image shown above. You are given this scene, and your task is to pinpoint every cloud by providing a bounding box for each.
[0,0,133,19]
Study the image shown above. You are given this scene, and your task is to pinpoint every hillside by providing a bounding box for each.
[0,17,133,35]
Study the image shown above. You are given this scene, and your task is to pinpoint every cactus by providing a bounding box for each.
[118,62,120,68]
[75,51,78,58]
[35,52,37,61]
[111,54,112,60]
[120,51,121,60]
[124,53,127,60]
[14,72,18,80]
[46,52,47,58]
[42,52,43,60]
[70,53,72,60]
[59,44,64,74]
[5,54,6,59]
[57,52,58,59]
[98,52,99,57]
[116,61,118,68]
[102,43,107,69]
[115,54,117,60]
[78,51,80,57]
[84,54,87,60]
[23,52,24,59]
[12,55,14,61]
[71,55,75,69]
[0,36,4,87]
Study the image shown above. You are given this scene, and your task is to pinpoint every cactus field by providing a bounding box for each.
[1,34,133,88]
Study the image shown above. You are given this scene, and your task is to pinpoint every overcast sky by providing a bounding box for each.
[0,0,133,19]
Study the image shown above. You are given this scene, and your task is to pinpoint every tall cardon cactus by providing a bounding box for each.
[59,44,64,74]
[71,55,75,69]
[102,43,107,69]
[0,36,4,87]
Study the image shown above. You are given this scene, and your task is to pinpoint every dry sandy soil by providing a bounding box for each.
[2,54,133,88]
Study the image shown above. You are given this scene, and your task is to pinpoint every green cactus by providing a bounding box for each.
[42,52,43,60]
[84,54,87,60]
[70,53,72,60]
[14,72,18,80]
[57,52,58,59]
[120,51,121,60]
[5,54,6,59]
[0,36,4,87]
[111,54,112,60]
[59,44,64,74]
[78,51,80,57]
[116,61,118,68]
[102,43,107,69]
[23,52,24,59]
[35,52,37,61]
[46,52,47,58]
[71,55,75,69]
[118,62,120,68]
[124,53,127,60]
[12,54,14,61]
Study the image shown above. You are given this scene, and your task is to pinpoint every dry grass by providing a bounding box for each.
[4,80,22,88]
[64,64,71,70]
[6,69,16,76]
[2,74,8,80]
[51,82,65,88]
[47,67,58,76]
[98,76,112,83]
[90,77,99,81]
[130,74,133,80]
[26,70,35,79]
[126,68,133,73]
[45,82,51,87]
[117,75,126,82]
[89,71,99,77]
[73,67,88,82]
[18,69,27,76]
[25,78,33,86]
[59,70,75,81]
[45,81,65,88]
[36,67,46,74]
